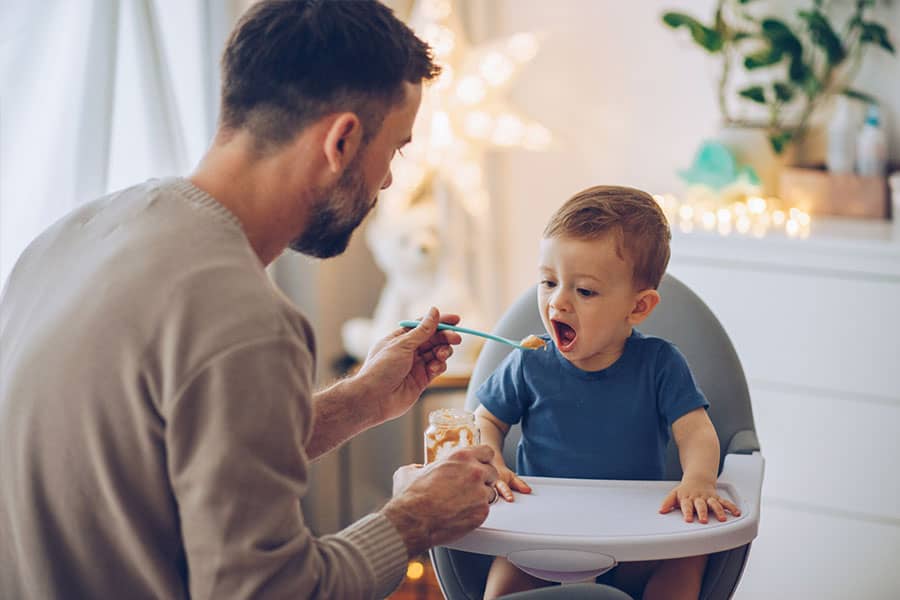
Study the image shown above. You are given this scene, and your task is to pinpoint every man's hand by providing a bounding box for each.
[382,445,499,556]
[354,307,462,423]
[659,476,741,523]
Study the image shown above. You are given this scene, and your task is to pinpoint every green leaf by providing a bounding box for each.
[760,19,803,58]
[789,56,811,84]
[769,131,793,154]
[744,47,783,69]
[859,22,896,54]
[773,82,795,103]
[662,12,724,52]
[738,85,767,104]
[798,10,846,64]
[842,88,878,104]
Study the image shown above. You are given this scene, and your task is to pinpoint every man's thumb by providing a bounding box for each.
[406,307,439,343]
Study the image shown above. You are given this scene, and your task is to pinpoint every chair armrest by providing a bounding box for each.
[717,452,764,528]
[725,429,760,455]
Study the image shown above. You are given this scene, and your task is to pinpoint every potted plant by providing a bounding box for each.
[662,0,895,191]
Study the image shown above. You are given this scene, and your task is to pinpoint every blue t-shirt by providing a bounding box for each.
[476,329,708,481]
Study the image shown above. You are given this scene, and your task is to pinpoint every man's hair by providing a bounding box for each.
[543,186,671,290]
[220,0,441,150]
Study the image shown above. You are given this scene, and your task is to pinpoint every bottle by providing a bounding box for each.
[826,95,858,174]
[424,408,480,464]
[856,104,887,177]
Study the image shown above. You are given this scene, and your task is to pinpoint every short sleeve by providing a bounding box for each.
[475,349,530,426]
[654,342,709,427]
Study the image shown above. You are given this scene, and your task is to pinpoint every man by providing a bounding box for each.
[0,1,499,598]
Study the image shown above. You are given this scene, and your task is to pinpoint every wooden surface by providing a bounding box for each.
[780,166,889,218]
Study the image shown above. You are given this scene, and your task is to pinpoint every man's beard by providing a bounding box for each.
[289,161,374,259]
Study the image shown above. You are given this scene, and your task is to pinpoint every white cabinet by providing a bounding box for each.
[667,219,900,599]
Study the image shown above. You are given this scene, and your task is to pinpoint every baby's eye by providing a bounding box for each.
[576,288,596,298]
[540,279,556,289]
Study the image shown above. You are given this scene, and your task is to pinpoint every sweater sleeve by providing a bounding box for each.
[164,336,407,599]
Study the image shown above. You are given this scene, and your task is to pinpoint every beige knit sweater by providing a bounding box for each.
[0,178,407,599]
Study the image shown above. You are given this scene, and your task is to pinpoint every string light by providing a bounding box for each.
[406,560,425,580]
[654,194,812,239]
[381,0,550,217]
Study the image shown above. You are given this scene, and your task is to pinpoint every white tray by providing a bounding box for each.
[442,452,764,582]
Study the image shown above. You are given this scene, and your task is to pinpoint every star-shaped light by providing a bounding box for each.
[382,0,552,217]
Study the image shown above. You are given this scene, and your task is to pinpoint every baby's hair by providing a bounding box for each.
[542,185,671,290]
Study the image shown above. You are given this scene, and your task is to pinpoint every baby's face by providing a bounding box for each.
[537,234,640,371]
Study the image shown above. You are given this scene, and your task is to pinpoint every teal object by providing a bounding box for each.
[397,320,542,350]
[678,141,760,190]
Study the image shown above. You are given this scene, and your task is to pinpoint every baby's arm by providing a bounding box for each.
[659,407,741,523]
[474,405,532,502]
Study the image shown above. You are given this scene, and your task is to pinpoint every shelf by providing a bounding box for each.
[671,217,900,279]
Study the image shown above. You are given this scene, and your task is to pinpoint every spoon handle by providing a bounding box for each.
[398,320,524,349]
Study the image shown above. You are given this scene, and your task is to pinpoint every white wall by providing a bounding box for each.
[487,0,900,305]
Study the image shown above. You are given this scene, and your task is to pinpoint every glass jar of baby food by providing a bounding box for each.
[424,408,480,464]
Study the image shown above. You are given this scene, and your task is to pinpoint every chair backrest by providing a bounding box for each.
[463,273,759,479]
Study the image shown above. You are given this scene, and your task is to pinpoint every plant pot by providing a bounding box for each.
[716,124,796,196]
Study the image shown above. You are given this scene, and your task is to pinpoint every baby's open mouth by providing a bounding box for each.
[552,320,577,351]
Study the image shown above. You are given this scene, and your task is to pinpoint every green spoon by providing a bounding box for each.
[398,320,546,350]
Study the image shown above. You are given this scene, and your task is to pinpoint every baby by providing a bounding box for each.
[475,185,740,600]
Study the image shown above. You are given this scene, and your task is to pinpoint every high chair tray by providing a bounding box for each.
[442,453,763,582]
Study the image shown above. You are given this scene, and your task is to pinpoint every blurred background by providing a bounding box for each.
[2,1,898,598]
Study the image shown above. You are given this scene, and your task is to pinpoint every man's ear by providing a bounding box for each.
[323,113,363,173]
[627,288,661,325]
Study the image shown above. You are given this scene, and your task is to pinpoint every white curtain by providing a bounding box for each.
[0,0,236,286]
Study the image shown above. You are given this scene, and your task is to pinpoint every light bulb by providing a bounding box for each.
[747,196,767,214]
[424,24,455,58]
[406,560,425,580]
[456,76,486,105]
[523,123,552,150]
[718,220,733,236]
[506,33,539,62]
[480,51,514,86]
[786,219,800,237]
[464,111,493,139]
[429,110,454,149]
[492,113,524,146]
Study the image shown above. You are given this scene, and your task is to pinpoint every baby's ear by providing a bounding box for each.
[628,289,660,325]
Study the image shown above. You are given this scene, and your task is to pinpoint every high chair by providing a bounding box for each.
[429,274,764,599]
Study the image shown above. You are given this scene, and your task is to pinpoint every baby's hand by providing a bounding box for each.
[493,461,532,502]
[659,476,741,524]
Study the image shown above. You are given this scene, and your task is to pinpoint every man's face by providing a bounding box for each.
[290,83,422,258]
[289,152,369,258]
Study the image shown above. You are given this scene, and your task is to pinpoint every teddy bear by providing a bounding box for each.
[341,192,485,377]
